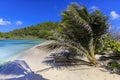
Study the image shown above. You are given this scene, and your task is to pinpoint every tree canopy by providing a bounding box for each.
[44,3,110,66]
[0,22,59,39]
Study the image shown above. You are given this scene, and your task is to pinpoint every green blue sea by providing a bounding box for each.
[0,40,45,64]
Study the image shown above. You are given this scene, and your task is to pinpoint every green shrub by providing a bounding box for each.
[103,34,120,55]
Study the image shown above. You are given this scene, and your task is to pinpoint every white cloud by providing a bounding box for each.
[16,20,23,25]
[0,18,11,26]
[110,11,120,20]
[91,6,99,11]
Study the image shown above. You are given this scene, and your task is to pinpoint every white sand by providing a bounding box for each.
[17,41,120,80]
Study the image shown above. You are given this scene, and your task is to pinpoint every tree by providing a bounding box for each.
[3,22,59,39]
[45,3,110,66]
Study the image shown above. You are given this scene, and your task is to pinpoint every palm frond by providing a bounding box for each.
[43,3,110,66]
[68,4,93,34]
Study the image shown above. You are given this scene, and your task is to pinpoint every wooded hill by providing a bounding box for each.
[0,22,59,39]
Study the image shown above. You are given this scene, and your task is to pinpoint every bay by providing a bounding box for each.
[0,40,45,64]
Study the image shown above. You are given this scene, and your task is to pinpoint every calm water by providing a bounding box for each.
[0,40,46,64]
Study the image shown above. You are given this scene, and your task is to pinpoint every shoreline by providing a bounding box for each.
[0,41,120,80]
[0,40,46,66]
[17,40,51,59]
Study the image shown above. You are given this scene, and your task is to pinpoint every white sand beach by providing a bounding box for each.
[1,41,120,80]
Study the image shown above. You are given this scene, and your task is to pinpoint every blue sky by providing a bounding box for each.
[0,0,120,32]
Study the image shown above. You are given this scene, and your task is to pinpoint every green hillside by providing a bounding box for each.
[0,22,59,39]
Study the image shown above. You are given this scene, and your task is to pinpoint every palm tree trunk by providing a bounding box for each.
[87,40,99,66]
[86,51,98,66]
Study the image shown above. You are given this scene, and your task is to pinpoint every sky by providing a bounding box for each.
[0,0,120,32]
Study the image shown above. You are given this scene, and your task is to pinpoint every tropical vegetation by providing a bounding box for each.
[0,2,120,72]
[0,22,59,39]
[44,3,110,66]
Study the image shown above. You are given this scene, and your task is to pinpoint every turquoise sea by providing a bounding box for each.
[0,40,45,64]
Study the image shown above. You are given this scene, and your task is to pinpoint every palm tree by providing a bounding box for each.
[44,3,110,66]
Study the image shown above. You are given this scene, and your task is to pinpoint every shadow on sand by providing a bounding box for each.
[6,73,47,80]
[0,60,47,80]
[36,52,92,73]
[39,52,120,75]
